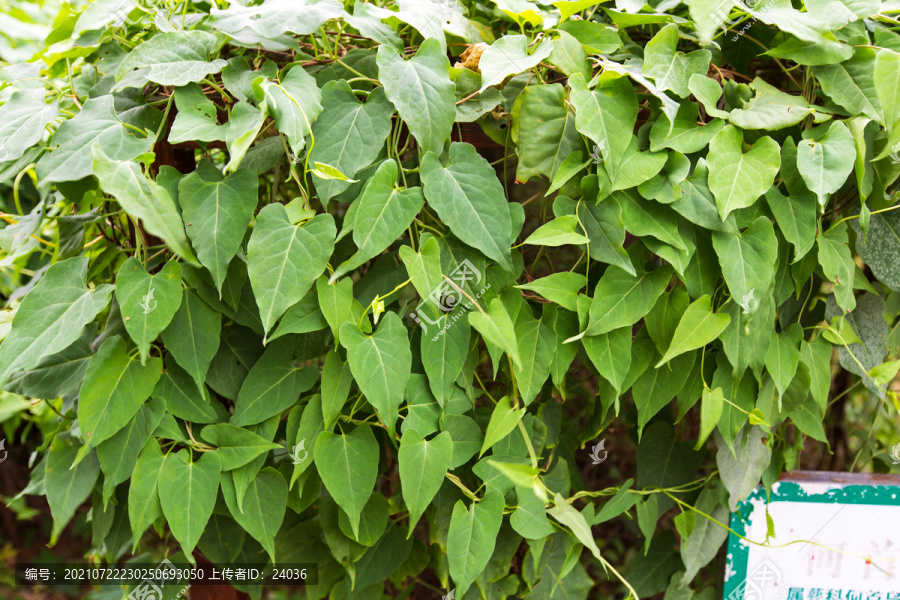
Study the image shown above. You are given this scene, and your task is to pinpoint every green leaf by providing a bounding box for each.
[765,324,803,401]
[321,349,354,431]
[421,143,513,271]
[224,101,265,174]
[868,358,900,385]
[309,81,394,203]
[575,199,635,275]
[161,289,222,391]
[208,0,342,42]
[649,103,725,154]
[636,494,659,555]
[75,336,162,464]
[568,71,637,165]
[657,295,730,367]
[613,189,687,251]
[200,423,282,471]
[813,48,882,122]
[480,35,554,91]
[764,186,817,262]
[158,450,222,559]
[634,351,696,437]
[679,487,730,583]
[400,236,442,304]
[512,310,554,405]
[606,137,669,192]
[116,30,227,88]
[511,485,556,539]
[711,217,778,311]
[584,265,674,337]
[45,432,100,546]
[547,492,603,561]
[6,324,95,399]
[127,439,165,550]
[37,96,156,183]
[642,24,711,97]
[231,340,318,426]
[332,160,424,280]
[817,222,856,312]
[340,312,412,436]
[875,49,900,140]
[398,429,453,536]
[516,272,585,312]
[523,215,589,247]
[314,423,379,539]
[727,78,816,130]
[247,205,336,335]
[169,83,227,144]
[796,120,856,206]
[447,489,505,597]
[514,83,580,181]
[258,65,323,155]
[696,387,725,449]
[151,356,218,424]
[221,467,287,562]
[421,314,470,407]
[469,298,522,370]
[715,426,771,511]
[442,414,484,469]
[0,89,58,162]
[376,38,454,156]
[0,257,113,388]
[583,327,632,392]
[178,168,259,293]
[480,395,526,458]
[92,146,198,265]
[707,125,781,220]
[115,258,183,364]
[97,396,165,509]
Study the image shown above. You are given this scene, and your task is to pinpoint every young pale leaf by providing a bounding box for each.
[248,206,336,335]
[523,215,589,247]
[314,423,379,539]
[0,89,58,162]
[340,312,412,435]
[398,430,453,537]
[115,258,183,365]
[178,168,259,293]
[868,359,900,386]
[696,387,724,449]
[547,492,603,561]
[257,65,323,156]
[74,336,163,465]
[447,489,505,597]
[159,450,222,559]
[657,295,731,367]
[480,395,526,458]
[516,272,586,312]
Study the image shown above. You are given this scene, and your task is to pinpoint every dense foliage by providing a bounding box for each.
[2,0,900,598]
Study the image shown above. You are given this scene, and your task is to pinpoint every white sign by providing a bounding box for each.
[724,476,900,599]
